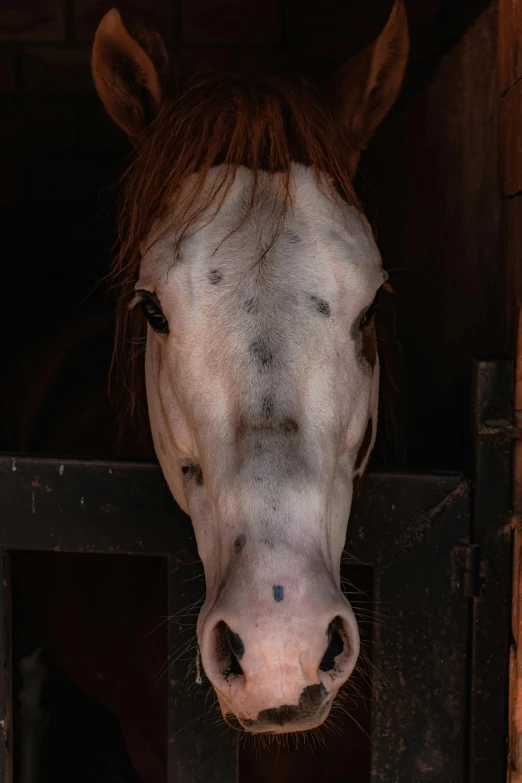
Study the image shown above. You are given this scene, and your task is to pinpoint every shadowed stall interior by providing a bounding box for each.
[0,0,508,781]
[12,552,372,783]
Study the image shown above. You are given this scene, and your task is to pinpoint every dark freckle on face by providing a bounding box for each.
[245,297,259,315]
[310,295,331,317]
[283,230,301,244]
[280,418,298,433]
[181,461,204,486]
[208,269,222,284]
[250,339,273,369]
[261,396,274,419]
[240,414,298,435]
[273,585,284,602]
[234,534,246,554]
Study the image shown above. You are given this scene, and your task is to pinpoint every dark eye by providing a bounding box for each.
[138,291,169,334]
[360,287,383,330]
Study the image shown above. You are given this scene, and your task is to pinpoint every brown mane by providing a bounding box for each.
[110,60,361,442]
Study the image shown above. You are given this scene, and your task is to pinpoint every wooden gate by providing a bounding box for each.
[500,1,522,780]
[0,360,512,783]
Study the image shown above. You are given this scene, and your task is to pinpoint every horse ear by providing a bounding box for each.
[91,8,166,143]
[331,0,408,165]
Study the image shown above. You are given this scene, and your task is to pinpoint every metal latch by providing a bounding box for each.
[478,414,522,439]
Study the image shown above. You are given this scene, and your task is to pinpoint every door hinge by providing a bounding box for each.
[456,543,481,598]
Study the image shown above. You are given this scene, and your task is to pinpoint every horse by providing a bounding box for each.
[15,2,408,779]
[90,0,408,734]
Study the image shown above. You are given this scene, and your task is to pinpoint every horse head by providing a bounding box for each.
[91,2,408,733]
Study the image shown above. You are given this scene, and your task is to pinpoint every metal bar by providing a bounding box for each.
[167,555,237,783]
[470,359,513,783]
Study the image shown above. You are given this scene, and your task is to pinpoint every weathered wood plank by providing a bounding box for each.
[470,360,513,783]
[0,554,12,783]
[509,318,522,783]
[500,79,522,196]
[505,194,522,307]
[366,2,503,469]
[499,0,522,94]
[509,527,522,782]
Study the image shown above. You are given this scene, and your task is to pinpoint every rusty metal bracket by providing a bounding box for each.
[479,403,522,439]
[455,543,481,598]
[478,419,520,437]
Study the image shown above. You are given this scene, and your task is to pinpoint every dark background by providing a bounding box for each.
[0,4,508,782]
[0,0,504,471]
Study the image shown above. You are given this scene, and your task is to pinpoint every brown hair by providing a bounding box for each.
[110,61,361,443]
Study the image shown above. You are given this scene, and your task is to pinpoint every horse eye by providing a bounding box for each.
[139,294,169,334]
[360,287,383,330]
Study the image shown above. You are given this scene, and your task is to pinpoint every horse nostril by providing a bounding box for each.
[226,625,245,660]
[319,616,345,672]
[215,621,244,678]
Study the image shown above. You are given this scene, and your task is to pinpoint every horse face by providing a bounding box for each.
[92,0,407,735]
[135,165,384,731]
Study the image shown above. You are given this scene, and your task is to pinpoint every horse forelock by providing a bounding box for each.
[115,64,361,268]
[108,63,361,429]
[107,62,404,465]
